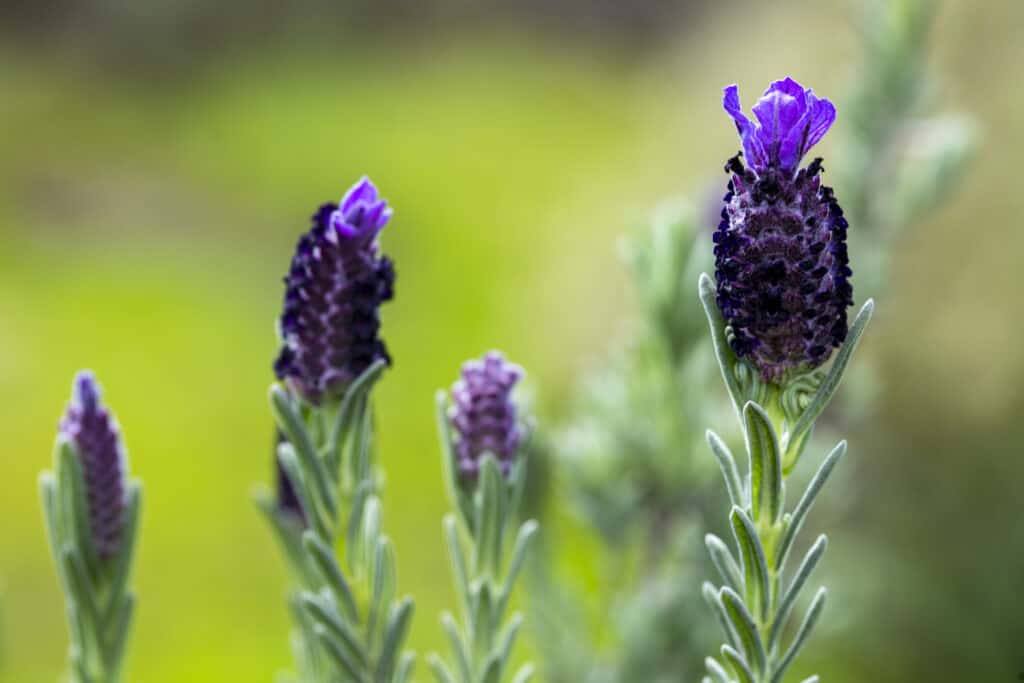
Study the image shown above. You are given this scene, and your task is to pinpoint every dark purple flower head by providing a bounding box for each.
[274,176,396,404]
[714,78,853,384]
[59,371,127,560]
[723,78,836,176]
[449,351,524,481]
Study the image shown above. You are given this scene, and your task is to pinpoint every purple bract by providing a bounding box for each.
[449,351,524,481]
[274,177,396,404]
[723,77,836,176]
[59,371,128,560]
[714,79,853,383]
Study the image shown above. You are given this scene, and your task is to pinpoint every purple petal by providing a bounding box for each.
[723,78,836,173]
[752,86,806,169]
[340,176,377,214]
[801,93,836,152]
[329,210,358,237]
[765,77,806,100]
[722,85,768,171]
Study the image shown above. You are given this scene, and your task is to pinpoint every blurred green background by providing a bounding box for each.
[2,0,1022,681]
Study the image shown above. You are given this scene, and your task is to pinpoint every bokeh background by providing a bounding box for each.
[1,0,1022,681]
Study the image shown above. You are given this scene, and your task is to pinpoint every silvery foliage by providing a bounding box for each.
[699,275,873,683]
[40,441,142,683]
[257,360,416,683]
[428,393,538,683]
[531,1,973,681]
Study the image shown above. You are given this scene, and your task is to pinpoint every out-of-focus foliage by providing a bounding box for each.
[529,202,721,682]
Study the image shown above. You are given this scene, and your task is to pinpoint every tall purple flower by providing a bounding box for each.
[274,177,396,404]
[714,78,853,383]
[449,352,524,480]
[59,371,127,560]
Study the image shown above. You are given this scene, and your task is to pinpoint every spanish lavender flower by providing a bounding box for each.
[449,351,524,480]
[714,78,854,383]
[274,176,396,404]
[59,371,127,560]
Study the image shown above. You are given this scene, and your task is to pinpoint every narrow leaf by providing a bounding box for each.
[510,664,535,683]
[495,613,524,672]
[437,391,473,528]
[771,588,827,683]
[720,644,756,683]
[396,652,416,683]
[39,474,66,585]
[106,482,141,617]
[105,592,135,682]
[704,656,731,683]
[743,402,783,524]
[443,515,471,620]
[496,520,538,621]
[719,587,767,675]
[271,385,338,521]
[329,358,387,472]
[59,442,100,582]
[314,623,365,682]
[302,531,358,622]
[254,490,316,584]
[707,430,744,507]
[300,592,368,669]
[702,582,741,652]
[367,536,396,655]
[730,507,771,622]
[699,272,745,419]
[770,535,828,651]
[376,597,414,683]
[776,442,845,572]
[427,654,456,683]
[440,612,471,683]
[786,300,873,458]
[481,656,502,683]
[705,533,743,592]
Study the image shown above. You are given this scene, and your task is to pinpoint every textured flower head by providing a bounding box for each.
[714,78,853,384]
[59,371,127,559]
[274,176,396,404]
[723,78,836,176]
[449,351,524,481]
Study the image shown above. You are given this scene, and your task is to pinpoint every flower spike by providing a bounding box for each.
[274,176,396,404]
[715,78,852,384]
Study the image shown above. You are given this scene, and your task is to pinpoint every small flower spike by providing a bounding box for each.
[714,78,853,383]
[449,351,524,480]
[59,370,127,559]
[274,176,396,404]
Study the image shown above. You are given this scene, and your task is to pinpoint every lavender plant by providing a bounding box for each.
[430,352,538,683]
[699,78,873,683]
[255,177,415,683]
[531,3,972,681]
[40,371,142,683]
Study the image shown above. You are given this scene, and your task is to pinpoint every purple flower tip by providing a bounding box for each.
[59,371,128,559]
[330,176,393,239]
[274,177,397,404]
[723,78,835,175]
[714,79,852,384]
[449,351,524,481]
